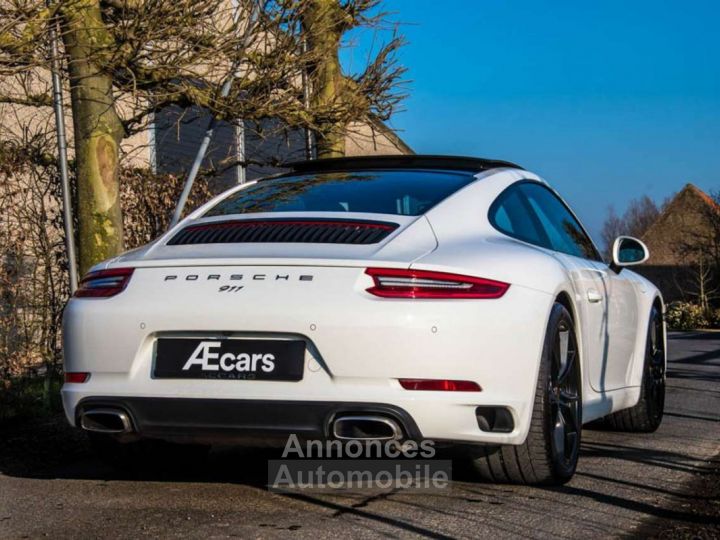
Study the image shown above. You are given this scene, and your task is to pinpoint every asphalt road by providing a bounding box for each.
[1,333,718,539]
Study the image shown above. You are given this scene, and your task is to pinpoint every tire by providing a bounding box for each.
[89,433,209,474]
[468,302,582,485]
[603,305,665,432]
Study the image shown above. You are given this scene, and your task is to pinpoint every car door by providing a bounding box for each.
[594,263,640,389]
[489,182,610,392]
[515,183,633,392]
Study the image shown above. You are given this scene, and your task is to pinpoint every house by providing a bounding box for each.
[0,96,411,193]
[637,184,719,302]
[148,107,412,192]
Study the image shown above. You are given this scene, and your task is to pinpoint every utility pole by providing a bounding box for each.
[301,38,315,160]
[48,3,79,291]
[169,4,254,229]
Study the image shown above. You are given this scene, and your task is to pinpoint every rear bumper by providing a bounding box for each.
[62,265,555,446]
[64,383,531,445]
[74,397,422,445]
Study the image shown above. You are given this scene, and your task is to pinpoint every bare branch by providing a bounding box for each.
[0,92,52,107]
[100,0,144,11]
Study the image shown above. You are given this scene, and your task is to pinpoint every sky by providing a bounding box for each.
[340,0,720,244]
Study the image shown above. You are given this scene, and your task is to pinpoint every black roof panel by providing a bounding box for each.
[283,155,523,175]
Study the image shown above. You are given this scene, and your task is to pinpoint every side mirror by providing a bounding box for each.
[610,236,649,273]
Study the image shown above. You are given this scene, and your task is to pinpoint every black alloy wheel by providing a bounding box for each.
[604,306,666,432]
[548,316,581,475]
[645,308,666,425]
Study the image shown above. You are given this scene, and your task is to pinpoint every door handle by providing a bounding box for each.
[587,289,603,303]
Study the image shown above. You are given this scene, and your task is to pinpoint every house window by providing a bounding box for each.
[151,108,306,193]
[151,105,244,193]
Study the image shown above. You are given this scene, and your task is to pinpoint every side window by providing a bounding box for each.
[519,183,601,261]
[488,185,548,247]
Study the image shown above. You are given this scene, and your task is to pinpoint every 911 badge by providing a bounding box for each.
[161,273,315,293]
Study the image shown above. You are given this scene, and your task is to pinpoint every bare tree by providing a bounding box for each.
[600,206,623,256]
[600,195,660,255]
[674,191,720,314]
[302,0,404,157]
[0,0,405,274]
[624,196,660,238]
[0,126,68,391]
[700,191,720,271]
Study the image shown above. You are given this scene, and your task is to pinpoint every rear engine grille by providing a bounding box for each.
[168,219,399,246]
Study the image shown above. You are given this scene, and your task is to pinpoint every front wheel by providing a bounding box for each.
[603,306,665,432]
[469,302,582,485]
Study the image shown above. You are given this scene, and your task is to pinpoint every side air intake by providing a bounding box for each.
[168,219,399,246]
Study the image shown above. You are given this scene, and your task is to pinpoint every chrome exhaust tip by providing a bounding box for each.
[80,408,133,434]
[332,415,403,441]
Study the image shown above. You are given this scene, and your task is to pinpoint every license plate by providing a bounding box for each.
[153,338,305,381]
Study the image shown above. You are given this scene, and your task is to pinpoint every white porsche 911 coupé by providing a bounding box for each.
[62,155,665,485]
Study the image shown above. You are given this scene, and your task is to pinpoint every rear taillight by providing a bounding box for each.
[74,268,134,298]
[399,379,481,392]
[64,372,90,383]
[365,268,509,299]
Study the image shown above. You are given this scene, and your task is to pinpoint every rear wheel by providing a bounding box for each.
[469,303,582,485]
[603,306,665,432]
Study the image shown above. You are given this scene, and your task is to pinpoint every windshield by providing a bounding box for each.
[205,170,475,217]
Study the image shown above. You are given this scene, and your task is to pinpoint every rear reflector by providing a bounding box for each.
[64,372,90,384]
[74,268,134,298]
[365,268,509,299]
[399,379,481,392]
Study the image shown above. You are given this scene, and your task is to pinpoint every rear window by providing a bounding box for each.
[204,170,475,217]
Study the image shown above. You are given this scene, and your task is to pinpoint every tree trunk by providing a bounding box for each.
[60,0,125,275]
[303,0,347,158]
